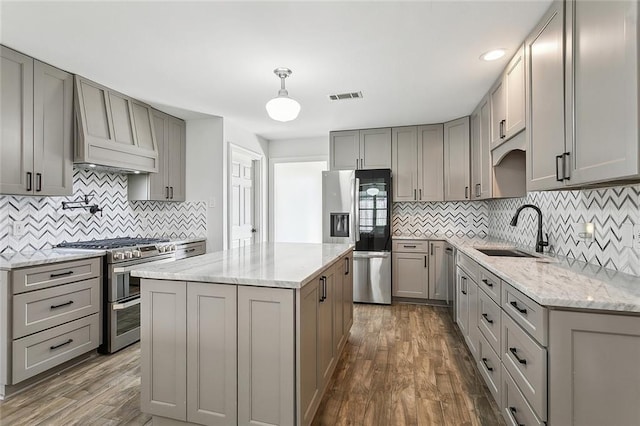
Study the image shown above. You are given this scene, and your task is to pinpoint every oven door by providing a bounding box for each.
[108,255,175,303]
[107,297,141,353]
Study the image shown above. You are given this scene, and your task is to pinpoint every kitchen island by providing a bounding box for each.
[131,242,354,426]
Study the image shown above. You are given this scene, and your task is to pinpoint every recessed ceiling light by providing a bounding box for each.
[480,49,506,61]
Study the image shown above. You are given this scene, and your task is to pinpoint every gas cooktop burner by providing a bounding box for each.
[57,237,170,250]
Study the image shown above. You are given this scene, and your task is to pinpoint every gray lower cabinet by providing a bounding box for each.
[392,251,428,299]
[0,257,102,398]
[443,117,470,201]
[75,75,159,172]
[1,45,73,196]
[428,241,447,301]
[140,252,353,426]
[128,110,186,201]
[548,310,640,426]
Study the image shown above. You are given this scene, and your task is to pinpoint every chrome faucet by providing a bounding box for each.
[509,204,549,253]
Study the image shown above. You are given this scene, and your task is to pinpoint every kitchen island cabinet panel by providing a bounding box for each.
[140,280,187,421]
[238,285,295,426]
[186,283,236,426]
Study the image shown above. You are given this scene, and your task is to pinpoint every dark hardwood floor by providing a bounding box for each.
[0,303,502,426]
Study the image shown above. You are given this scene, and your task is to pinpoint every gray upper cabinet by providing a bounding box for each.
[75,75,159,173]
[392,124,443,202]
[527,0,566,191]
[128,110,186,201]
[443,117,470,201]
[565,0,639,185]
[490,45,526,150]
[528,0,639,189]
[330,128,390,170]
[471,96,492,200]
[1,46,72,196]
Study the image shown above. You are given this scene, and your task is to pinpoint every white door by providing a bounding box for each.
[231,151,255,249]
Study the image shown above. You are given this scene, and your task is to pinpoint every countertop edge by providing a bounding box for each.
[0,250,106,270]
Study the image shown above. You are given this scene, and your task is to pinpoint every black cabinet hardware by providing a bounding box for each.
[185,248,196,253]
[419,188,422,200]
[482,313,493,324]
[36,173,42,192]
[170,186,174,199]
[50,300,74,310]
[344,257,349,275]
[555,154,564,182]
[500,119,506,139]
[481,357,494,372]
[50,339,73,351]
[424,256,427,268]
[403,245,416,248]
[414,189,417,200]
[481,278,493,288]
[464,186,469,199]
[26,172,32,191]
[510,301,527,314]
[509,407,524,426]
[509,347,527,364]
[50,270,74,278]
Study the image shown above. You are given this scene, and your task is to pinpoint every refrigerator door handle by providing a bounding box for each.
[354,177,361,243]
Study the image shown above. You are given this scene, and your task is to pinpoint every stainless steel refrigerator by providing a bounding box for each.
[322,169,392,304]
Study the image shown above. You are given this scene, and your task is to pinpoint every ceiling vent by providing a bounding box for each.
[328,91,363,101]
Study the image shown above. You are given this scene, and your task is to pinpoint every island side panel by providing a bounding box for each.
[238,285,295,426]
[141,279,187,421]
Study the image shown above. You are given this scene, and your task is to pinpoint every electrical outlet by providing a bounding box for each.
[209,197,216,208]
[634,224,640,250]
[621,223,633,248]
[573,222,595,243]
[12,221,25,237]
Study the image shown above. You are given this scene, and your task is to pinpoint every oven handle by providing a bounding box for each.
[112,256,175,274]
[113,298,141,311]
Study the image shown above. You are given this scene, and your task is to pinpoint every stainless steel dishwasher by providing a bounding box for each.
[353,251,391,304]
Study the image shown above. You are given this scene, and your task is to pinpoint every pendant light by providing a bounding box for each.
[266,67,301,122]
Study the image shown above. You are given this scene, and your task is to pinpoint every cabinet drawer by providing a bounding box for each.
[12,257,102,294]
[502,312,547,420]
[478,332,501,406]
[478,266,501,304]
[456,251,478,282]
[12,313,99,384]
[478,289,501,355]
[502,283,547,346]
[13,277,101,339]
[392,240,428,253]
[502,366,544,426]
[175,241,206,260]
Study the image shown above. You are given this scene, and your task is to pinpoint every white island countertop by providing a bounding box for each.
[130,242,354,289]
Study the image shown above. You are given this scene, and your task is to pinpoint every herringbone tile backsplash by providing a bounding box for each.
[0,168,207,253]
[392,201,489,238]
[488,184,640,277]
[392,184,640,277]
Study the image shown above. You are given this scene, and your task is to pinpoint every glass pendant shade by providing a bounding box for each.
[266,68,301,122]
[266,91,301,122]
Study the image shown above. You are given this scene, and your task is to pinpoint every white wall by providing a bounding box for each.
[268,136,329,159]
[186,117,224,251]
[273,161,327,243]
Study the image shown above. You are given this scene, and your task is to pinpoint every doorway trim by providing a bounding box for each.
[227,143,264,250]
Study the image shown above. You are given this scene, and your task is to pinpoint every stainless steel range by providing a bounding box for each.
[57,237,177,353]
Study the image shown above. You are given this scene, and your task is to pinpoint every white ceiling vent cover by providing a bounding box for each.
[328,91,363,101]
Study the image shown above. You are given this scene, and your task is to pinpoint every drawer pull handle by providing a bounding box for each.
[481,278,493,288]
[403,245,417,248]
[50,271,74,278]
[482,313,493,324]
[185,248,196,253]
[509,347,527,365]
[50,339,73,351]
[510,301,527,314]
[50,300,74,310]
[508,407,525,426]
[481,357,494,372]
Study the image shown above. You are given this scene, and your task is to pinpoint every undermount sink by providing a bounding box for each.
[475,248,538,258]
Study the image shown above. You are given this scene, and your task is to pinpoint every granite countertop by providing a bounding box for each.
[0,249,106,270]
[130,242,354,289]
[447,237,640,313]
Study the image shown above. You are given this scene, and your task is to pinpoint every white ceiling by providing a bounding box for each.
[1,0,552,141]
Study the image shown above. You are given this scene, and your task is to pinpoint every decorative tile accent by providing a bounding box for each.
[0,168,207,253]
[488,184,640,277]
[392,201,489,238]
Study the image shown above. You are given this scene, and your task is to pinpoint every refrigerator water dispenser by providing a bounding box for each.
[330,213,350,237]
